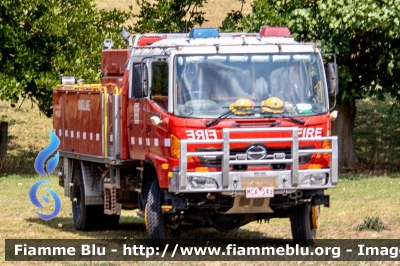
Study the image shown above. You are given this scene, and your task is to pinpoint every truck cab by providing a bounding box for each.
[55,26,339,246]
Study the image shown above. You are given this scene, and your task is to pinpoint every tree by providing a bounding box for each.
[0,0,131,116]
[133,0,207,33]
[220,0,246,31]
[221,0,400,166]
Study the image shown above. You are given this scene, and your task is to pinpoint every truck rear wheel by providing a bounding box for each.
[145,180,180,242]
[290,203,316,246]
[72,169,103,230]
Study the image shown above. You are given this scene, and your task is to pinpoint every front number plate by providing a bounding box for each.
[246,187,274,198]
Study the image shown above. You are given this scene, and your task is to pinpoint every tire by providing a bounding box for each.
[145,180,180,243]
[290,203,317,246]
[72,169,104,230]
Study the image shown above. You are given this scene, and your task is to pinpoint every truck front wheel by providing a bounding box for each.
[290,203,317,246]
[145,180,180,242]
[72,169,103,230]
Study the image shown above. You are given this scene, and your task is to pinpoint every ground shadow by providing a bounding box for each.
[25,216,292,246]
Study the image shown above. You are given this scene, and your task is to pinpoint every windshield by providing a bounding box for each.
[174,53,327,118]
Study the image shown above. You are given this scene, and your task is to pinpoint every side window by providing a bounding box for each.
[131,63,148,98]
[311,61,323,104]
[151,61,169,111]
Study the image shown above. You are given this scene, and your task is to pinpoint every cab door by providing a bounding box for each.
[144,59,171,158]
[127,62,148,160]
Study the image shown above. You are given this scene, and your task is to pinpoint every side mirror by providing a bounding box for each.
[133,81,143,98]
[327,63,339,96]
[141,66,148,97]
[134,78,148,98]
[133,64,148,98]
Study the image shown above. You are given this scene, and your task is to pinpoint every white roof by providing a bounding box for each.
[130,35,319,58]
[151,35,298,46]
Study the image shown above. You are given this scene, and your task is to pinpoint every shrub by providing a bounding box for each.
[356,216,388,232]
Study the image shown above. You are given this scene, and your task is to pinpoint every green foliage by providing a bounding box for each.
[356,216,388,231]
[0,0,132,116]
[387,100,400,123]
[220,0,400,104]
[354,96,400,171]
[220,0,245,31]
[134,0,207,33]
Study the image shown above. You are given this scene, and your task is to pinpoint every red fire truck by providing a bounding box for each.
[55,26,339,245]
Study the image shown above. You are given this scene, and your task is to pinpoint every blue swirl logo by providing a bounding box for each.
[34,130,60,177]
[29,180,62,220]
[30,130,62,220]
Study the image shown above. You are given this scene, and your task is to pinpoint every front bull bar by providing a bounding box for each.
[169,127,338,194]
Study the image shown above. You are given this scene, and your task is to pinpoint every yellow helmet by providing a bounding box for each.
[261,97,284,114]
[229,98,255,115]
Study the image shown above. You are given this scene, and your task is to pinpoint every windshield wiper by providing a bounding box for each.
[263,114,305,125]
[205,110,234,128]
[231,121,281,127]
[206,110,305,128]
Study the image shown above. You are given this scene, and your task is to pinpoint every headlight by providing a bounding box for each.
[187,176,219,190]
[300,173,328,187]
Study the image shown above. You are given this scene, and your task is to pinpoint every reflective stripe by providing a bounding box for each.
[164,138,171,147]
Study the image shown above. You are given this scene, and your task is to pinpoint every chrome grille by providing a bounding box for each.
[195,145,314,167]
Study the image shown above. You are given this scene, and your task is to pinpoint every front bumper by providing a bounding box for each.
[169,127,338,194]
[169,169,336,194]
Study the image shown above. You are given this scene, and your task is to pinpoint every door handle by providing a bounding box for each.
[128,124,133,129]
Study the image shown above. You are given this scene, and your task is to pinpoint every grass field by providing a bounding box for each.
[0,97,400,266]
[1,174,399,266]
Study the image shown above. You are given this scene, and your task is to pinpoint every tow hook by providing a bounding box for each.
[289,191,303,200]
[206,193,216,200]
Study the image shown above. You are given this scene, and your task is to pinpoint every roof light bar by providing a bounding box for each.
[137,36,164,46]
[259,26,292,37]
[189,28,220,39]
